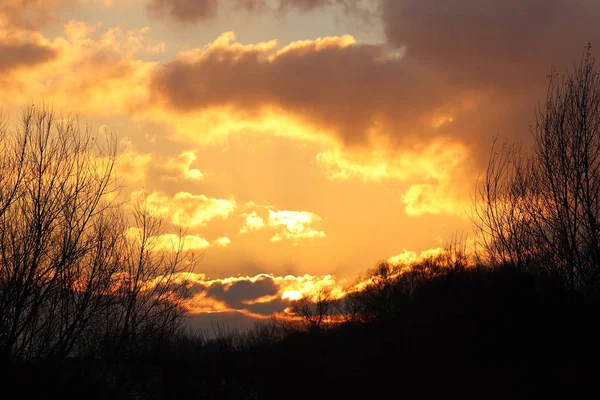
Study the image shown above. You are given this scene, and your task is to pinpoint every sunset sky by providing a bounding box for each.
[1,0,599,331]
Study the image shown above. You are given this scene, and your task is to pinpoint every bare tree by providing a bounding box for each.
[473,44,600,297]
[0,105,195,364]
[101,196,195,359]
[289,289,335,331]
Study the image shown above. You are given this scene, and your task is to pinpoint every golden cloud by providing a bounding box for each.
[135,239,467,319]
[317,138,469,182]
[387,248,444,266]
[170,192,236,227]
[145,0,377,24]
[148,31,456,148]
[169,272,348,316]
[115,139,153,185]
[125,228,211,251]
[136,190,236,228]
[0,20,157,116]
[161,151,205,181]
[318,138,474,217]
[239,211,266,233]
[212,236,231,247]
[268,209,326,245]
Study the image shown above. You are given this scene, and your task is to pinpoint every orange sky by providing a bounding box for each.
[1,0,598,331]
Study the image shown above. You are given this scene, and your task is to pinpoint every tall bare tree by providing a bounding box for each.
[0,105,194,364]
[473,45,600,297]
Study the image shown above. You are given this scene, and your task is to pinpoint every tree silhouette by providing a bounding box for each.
[289,289,334,331]
[473,44,600,297]
[0,105,194,365]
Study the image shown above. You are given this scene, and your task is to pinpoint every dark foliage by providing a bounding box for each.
[4,255,600,399]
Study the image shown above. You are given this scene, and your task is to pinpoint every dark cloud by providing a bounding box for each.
[278,0,329,12]
[378,0,600,157]
[152,0,600,170]
[146,0,377,23]
[151,39,451,146]
[382,0,600,89]
[0,0,77,30]
[147,0,219,23]
[0,41,57,73]
[232,0,268,13]
[206,276,279,309]
[244,297,289,316]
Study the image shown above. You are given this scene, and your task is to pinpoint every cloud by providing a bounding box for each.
[0,0,74,30]
[387,248,443,266]
[277,0,378,14]
[149,32,453,148]
[8,2,597,224]
[0,22,484,219]
[116,139,153,185]
[317,138,473,216]
[124,228,212,251]
[140,190,236,227]
[382,0,600,85]
[173,272,348,317]
[268,209,326,244]
[142,243,464,322]
[402,183,470,217]
[153,233,211,251]
[317,139,468,182]
[171,192,236,227]
[147,0,219,23]
[213,236,231,247]
[238,205,327,243]
[0,40,57,73]
[240,211,266,233]
[145,0,378,24]
[161,151,205,181]
[0,21,158,116]
[0,0,113,31]
[148,1,600,163]
[206,275,279,308]
[380,0,600,152]
[144,2,600,218]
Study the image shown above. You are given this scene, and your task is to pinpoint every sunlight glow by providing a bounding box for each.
[282,290,303,301]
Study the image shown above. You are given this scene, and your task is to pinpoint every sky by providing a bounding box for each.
[1,0,599,332]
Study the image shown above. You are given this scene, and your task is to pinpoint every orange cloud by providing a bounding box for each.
[240,211,266,233]
[137,190,237,228]
[125,227,212,251]
[171,272,347,317]
[0,20,157,116]
[213,236,232,247]
[317,138,474,217]
[146,0,378,24]
[0,0,74,30]
[161,151,205,181]
[170,192,236,227]
[115,139,153,185]
[136,240,469,321]
[0,39,56,74]
[316,138,468,182]
[387,248,444,266]
[402,182,471,217]
[268,210,326,245]
[149,31,455,147]
[142,31,496,219]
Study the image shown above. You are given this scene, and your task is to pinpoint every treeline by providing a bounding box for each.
[12,245,598,398]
